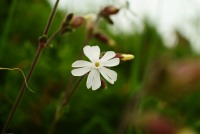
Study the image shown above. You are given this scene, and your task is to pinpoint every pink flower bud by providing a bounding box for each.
[70,16,85,28]
[94,32,115,46]
[94,32,109,43]
[86,22,95,38]
[100,6,120,16]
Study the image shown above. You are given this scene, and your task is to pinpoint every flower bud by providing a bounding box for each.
[70,16,85,28]
[94,32,108,43]
[86,22,95,38]
[99,5,119,25]
[100,6,120,16]
[94,32,116,46]
[115,54,134,61]
[65,13,74,23]
[60,14,85,34]
[61,13,74,28]
[101,79,107,89]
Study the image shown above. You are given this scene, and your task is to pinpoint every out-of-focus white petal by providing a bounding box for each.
[92,70,101,90]
[83,45,100,62]
[86,69,96,89]
[91,46,100,60]
[99,67,117,84]
[72,60,92,67]
[100,51,116,61]
[102,58,120,67]
[71,67,91,76]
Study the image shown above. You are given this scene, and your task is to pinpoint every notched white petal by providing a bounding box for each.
[83,45,100,62]
[71,67,91,76]
[91,46,100,60]
[72,60,92,67]
[100,51,116,61]
[102,58,120,67]
[83,45,94,61]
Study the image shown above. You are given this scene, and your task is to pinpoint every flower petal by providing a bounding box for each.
[72,60,92,67]
[83,45,100,62]
[86,69,96,89]
[71,67,91,76]
[92,69,101,90]
[99,67,117,84]
[102,58,120,67]
[100,51,116,61]
[92,46,100,60]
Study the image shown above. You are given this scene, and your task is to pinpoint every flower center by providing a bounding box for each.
[95,62,100,67]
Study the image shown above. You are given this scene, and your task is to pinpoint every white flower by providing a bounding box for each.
[71,45,120,90]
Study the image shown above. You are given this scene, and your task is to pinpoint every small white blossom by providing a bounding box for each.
[71,45,120,90]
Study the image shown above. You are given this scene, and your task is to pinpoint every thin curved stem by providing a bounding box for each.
[1,0,60,133]
[1,45,43,134]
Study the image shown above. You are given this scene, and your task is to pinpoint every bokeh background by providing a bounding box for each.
[1,0,200,133]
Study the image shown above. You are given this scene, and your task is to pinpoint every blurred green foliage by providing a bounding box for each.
[1,0,200,134]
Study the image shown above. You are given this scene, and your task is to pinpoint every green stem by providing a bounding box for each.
[1,0,60,133]
[62,76,84,107]
[48,105,61,134]
[49,12,102,133]
[1,45,43,134]
[60,13,101,107]
[49,76,84,134]
[61,33,91,104]
[43,0,60,35]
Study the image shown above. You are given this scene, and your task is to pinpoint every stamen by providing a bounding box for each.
[95,62,100,67]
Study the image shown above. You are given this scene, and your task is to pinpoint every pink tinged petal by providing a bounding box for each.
[92,69,101,90]
[83,45,100,62]
[99,67,117,84]
[102,58,120,67]
[71,67,91,76]
[86,69,96,89]
[100,51,116,61]
[72,60,92,67]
